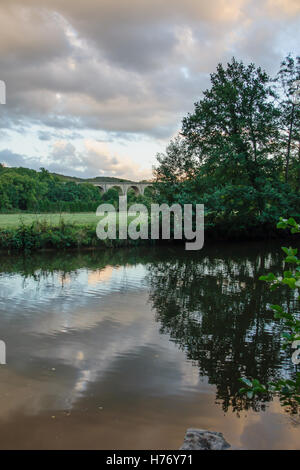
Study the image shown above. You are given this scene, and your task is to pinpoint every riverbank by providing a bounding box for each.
[0,212,298,251]
[0,220,152,251]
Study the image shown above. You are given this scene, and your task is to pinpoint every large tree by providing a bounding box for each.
[180,58,280,186]
[154,58,300,235]
[276,54,300,186]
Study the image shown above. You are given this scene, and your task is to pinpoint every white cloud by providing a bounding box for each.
[0,139,152,181]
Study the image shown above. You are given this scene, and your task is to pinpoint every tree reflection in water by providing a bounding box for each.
[146,242,299,414]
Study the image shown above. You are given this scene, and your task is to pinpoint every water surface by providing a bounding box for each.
[0,242,299,449]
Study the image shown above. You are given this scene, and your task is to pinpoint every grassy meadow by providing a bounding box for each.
[0,212,149,251]
[0,212,99,228]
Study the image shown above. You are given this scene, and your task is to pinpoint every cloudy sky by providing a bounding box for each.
[0,0,299,181]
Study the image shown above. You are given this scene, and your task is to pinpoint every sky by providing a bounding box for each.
[0,0,299,181]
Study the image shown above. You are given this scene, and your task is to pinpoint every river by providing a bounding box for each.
[0,241,299,449]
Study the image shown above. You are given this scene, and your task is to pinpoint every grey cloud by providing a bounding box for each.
[0,5,71,64]
[38,129,82,141]
[0,0,299,139]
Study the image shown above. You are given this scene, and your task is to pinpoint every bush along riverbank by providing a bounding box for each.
[0,220,153,251]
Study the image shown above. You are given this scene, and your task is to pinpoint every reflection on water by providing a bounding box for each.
[0,242,299,449]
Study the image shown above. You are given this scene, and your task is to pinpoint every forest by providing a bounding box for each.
[0,165,149,213]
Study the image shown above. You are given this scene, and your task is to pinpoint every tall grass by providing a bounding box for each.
[0,218,149,251]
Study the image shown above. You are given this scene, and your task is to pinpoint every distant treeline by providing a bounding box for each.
[0,166,149,213]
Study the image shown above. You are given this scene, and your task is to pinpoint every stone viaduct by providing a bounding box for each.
[90,182,154,196]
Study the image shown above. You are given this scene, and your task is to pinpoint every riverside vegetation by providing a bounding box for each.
[239,217,300,413]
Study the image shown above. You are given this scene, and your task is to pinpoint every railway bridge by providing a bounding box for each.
[91,182,154,196]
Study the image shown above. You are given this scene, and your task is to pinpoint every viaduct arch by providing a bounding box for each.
[91,182,154,196]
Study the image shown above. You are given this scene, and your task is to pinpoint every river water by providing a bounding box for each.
[0,241,299,449]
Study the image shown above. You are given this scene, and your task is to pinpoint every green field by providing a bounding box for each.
[0,212,99,228]
[0,212,149,251]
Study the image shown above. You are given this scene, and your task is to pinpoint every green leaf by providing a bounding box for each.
[259,273,276,281]
[287,217,297,227]
[282,278,296,289]
[270,304,284,313]
[239,377,252,388]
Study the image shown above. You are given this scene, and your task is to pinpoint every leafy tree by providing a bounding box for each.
[276,54,300,186]
[0,171,47,211]
[154,56,300,238]
[181,57,280,186]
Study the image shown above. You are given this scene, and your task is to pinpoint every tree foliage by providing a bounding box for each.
[240,218,300,413]
[154,56,300,238]
[0,166,149,213]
